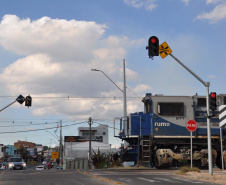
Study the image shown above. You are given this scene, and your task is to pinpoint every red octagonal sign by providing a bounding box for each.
[186,120,197,132]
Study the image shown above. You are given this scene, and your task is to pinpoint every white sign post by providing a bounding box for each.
[186,120,198,168]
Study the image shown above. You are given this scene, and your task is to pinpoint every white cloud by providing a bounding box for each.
[206,0,224,4]
[123,0,158,11]
[195,2,226,23]
[208,75,217,78]
[0,15,106,61]
[133,84,153,94]
[182,0,190,6]
[0,15,145,120]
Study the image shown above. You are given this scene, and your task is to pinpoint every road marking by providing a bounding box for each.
[118,178,134,183]
[67,179,86,185]
[154,177,182,183]
[172,177,203,184]
[138,177,161,183]
[89,172,170,176]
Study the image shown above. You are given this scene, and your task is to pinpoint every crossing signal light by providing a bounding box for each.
[146,36,159,58]
[25,95,32,107]
[209,92,217,112]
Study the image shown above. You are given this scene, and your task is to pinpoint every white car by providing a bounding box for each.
[36,165,45,170]
[0,163,6,170]
[7,157,26,170]
[42,161,47,165]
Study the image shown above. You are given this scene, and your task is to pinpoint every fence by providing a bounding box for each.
[65,158,93,169]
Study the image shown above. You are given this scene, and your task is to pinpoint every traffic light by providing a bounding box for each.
[209,92,217,112]
[25,95,32,107]
[146,36,159,57]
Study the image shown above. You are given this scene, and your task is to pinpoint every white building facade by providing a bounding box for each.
[78,124,108,144]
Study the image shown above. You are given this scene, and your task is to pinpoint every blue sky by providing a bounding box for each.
[0,0,225,148]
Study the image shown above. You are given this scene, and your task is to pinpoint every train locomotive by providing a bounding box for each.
[116,93,226,168]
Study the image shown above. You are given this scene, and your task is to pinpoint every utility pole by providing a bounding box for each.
[123,59,128,136]
[88,117,92,169]
[59,120,62,169]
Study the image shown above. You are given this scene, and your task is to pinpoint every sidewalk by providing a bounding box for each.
[178,169,226,185]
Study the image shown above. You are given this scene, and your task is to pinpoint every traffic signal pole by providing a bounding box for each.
[0,100,17,112]
[170,53,213,175]
[89,117,92,169]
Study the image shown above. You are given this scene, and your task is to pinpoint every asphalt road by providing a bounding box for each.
[85,168,218,185]
[0,168,110,185]
[0,167,218,185]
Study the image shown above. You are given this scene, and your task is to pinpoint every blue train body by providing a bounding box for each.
[117,93,226,168]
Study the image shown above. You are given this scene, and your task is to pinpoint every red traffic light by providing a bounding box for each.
[210,93,216,98]
[151,37,157,43]
[147,36,159,57]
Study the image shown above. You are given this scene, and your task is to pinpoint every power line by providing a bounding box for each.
[0,121,59,128]
[0,120,86,127]
[93,121,120,130]
[0,121,87,134]
[0,96,142,100]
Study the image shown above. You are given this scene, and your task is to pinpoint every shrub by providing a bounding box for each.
[178,166,200,175]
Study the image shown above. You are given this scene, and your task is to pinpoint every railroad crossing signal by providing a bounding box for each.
[25,95,32,107]
[209,92,217,112]
[159,42,172,59]
[146,36,159,58]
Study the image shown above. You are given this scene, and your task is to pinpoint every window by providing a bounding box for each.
[81,131,95,136]
[197,98,206,106]
[158,103,184,116]
[103,132,106,135]
[9,157,23,162]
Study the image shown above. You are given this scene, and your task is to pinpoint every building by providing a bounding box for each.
[0,144,7,162]
[14,140,35,149]
[78,124,108,144]
[5,145,19,157]
[14,140,36,161]
[63,124,119,169]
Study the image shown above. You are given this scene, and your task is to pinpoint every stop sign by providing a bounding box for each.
[186,120,197,132]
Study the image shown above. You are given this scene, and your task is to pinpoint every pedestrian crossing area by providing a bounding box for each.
[117,176,204,184]
[88,171,216,185]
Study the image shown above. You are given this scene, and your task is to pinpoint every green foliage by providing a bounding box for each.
[91,148,121,169]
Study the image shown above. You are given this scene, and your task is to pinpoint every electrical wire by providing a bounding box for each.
[0,96,142,100]
[0,121,87,134]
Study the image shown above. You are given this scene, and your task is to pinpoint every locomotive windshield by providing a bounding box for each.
[158,103,184,116]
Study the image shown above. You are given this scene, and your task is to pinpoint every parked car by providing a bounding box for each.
[7,157,26,170]
[0,162,6,170]
[42,161,47,165]
[36,165,45,171]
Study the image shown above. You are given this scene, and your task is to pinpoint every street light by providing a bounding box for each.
[91,59,128,145]
[91,69,123,93]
